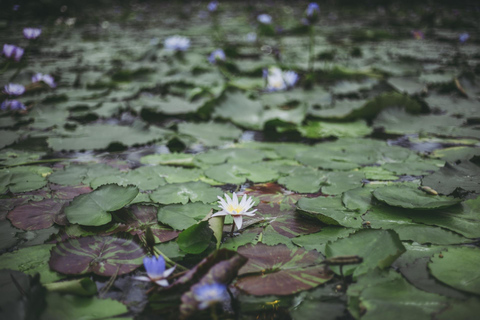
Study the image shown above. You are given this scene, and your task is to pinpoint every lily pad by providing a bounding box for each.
[204,163,279,184]
[372,184,461,209]
[157,203,215,230]
[149,181,222,205]
[325,229,405,278]
[236,243,333,296]
[428,247,480,295]
[65,184,139,226]
[49,236,144,276]
[177,121,243,147]
[0,244,64,283]
[298,120,372,139]
[297,196,363,228]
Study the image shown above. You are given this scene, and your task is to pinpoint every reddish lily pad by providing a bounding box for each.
[236,243,333,295]
[49,236,144,276]
[7,185,92,231]
[7,199,67,230]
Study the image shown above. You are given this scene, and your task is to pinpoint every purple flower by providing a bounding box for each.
[257,14,272,24]
[459,33,470,43]
[208,49,226,64]
[32,73,56,88]
[164,36,190,51]
[1,99,26,111]
[193,283,228,310]
[23,28,42,40]
[133,256,175,287]
[264,67,298,92]
[283,71,299,88]
[306,3,320,17]
[3,44,24,62]
[246,32,257,42]
[4,83,25,96]
[207,1,218,12]
[412,30,424,40]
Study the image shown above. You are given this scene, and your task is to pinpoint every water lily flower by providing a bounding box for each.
[459,32,470,43]
[23,28,41,40]
[412,30,424,40]
[32,73,56,88]
[164,35,190,51]
[133,256,175,287]
[306,3,320,17]
[213,193,257,230]
[207,1,218,12]
[1,99,26,111]
[4,83,25,96]
[193,283,228,310]
[208,49,226,64]
[263,67,298,91]
[3,44,24,62]
[257,14,272,24]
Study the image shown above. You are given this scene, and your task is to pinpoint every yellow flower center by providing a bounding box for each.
[227,204,243,214]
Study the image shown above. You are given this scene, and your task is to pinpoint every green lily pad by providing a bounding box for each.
[422,160,480,196]
[297,196,362,228]
[292,227,356,254]
[48,163,120,186]
[236,243,333,295]
[0,130,20,149]
[204,163,279,184]
[157,203,215,230]
[0,149,46,166]
[0,166,52,194]
[177,121,243,147]
[47,122,171,151]
[373,184,461,209]
[177,221,214,254]
[429,247,480,295]
[195,148,269,165]
[49,236,144,276]
[149,181,222,205]
[65,184,139,226]
[140,153,196,167]
[41,293,128,320]
[325,229,405,278]
[277,166,326,193]
[0,244,64,283]
[298,120,372,139]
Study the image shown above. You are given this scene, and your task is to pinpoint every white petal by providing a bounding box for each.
[233,193,239,206]
[217,196,228,209]
[163,265,176,278]
[156,279,169,287]
[232,215,243,230]
[239,194,247,207]
[133,276,151,282]
[212,211,228,217]
[224,193,233,205]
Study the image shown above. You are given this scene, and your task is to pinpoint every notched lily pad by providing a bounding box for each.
[236,243,333,296]
[373,184,461,209]
[297,196,362,228]
[149,181,222,205]
[49,236,144,276]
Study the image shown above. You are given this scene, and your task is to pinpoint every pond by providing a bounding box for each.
[0,1,479,319]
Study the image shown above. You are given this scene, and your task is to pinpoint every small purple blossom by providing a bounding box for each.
[207,1,218,12]
[4,83,25,96]
[193,283,228,310]
[283,71,299,88]
[23,28,42,40]
[133,256,175,287]
[32,73,56,88]
[164,35,190,51]
[306,3,320,17]
[264,67,298,92]
[246,32,257,42]
[208,49,226,64]
[459,32,470,43]
[412,30,424,40]
[3,44,24,62]
[1,99,26,111]
[257,14,272,24]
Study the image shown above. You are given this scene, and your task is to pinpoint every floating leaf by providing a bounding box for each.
[0,166,52,194]
[49,236,144,276]
[176,221,214,254]
[429,247,480,295]
[422,160,480,196]
[0,244,64,283]
[297,196,362,228]
[157,203,215,231]
[7,199,67,231]
[41,293,128,320]
[178,121,243,147]
[298,120,372,139]
[373,184,461,209]
[149,181,222,205]
[65,184,139,226]
[325,229,405,278]
[236,243,333,295]
[204,163,279,184]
